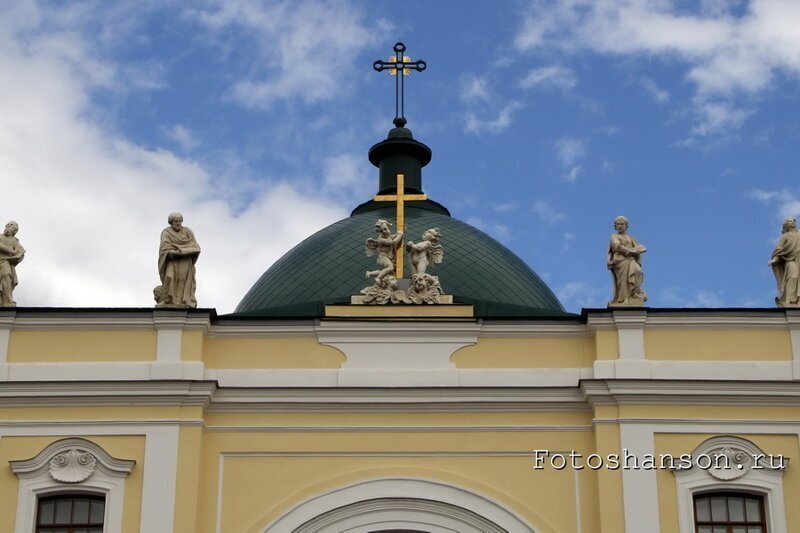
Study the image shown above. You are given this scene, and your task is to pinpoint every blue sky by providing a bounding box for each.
[2,0,800,312]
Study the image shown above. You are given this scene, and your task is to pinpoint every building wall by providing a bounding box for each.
[0,308,798,532]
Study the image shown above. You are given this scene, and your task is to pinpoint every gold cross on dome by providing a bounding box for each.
[373,173,427,278]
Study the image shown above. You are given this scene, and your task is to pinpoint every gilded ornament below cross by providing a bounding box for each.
[373,173,426,277]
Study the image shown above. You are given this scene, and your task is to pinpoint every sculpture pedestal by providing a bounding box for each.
[326,303,472,318]
[608,298,646,307]
[351,294,453,304]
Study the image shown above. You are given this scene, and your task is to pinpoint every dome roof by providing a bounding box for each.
[233,201,567,318]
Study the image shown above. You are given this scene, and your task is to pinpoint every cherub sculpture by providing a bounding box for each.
[360,275,412,304]
[365,219,403,284]
[408,273,443,304]
[406,227,443,276]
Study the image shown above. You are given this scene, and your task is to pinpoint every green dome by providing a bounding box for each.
[233,201,567,318]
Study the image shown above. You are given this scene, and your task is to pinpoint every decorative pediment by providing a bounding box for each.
[671,435,788,481]
[10,437,135,483]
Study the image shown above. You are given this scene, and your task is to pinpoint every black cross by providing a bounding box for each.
[373,42,427,128]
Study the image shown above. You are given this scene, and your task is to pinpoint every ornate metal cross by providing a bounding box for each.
[373,42,427,128]
[374,173,427,278]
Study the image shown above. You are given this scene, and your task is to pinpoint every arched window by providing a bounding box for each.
[35,493,106,532]
[693,492,767,533]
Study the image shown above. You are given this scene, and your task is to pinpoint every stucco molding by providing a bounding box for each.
[9,438,135,533]
[619,422,795,533]
[672,436,788,533]
[2,423,180,533]
[260,477,537,533]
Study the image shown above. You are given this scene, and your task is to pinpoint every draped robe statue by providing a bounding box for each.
[607,216,647,306]
[0,221,25,307]
[156,213,201,308]
[769,217,800,307]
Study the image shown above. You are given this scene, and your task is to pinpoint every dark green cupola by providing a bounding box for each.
[233,124,567,318]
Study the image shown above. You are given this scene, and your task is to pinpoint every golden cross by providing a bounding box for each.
[373,173,426,278]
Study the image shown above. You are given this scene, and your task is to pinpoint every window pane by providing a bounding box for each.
[710,497,727,521]
[89,499,105,523]
[38,500,55,525]
[698,527,712,533]
[748,528,763,533]
[729,497,745,521]
[732,527,747,533]
[712,527,726,533]
[54,499,72,524]
[745,498,761,521]
[696,497,711,521]
[73,499,90,523]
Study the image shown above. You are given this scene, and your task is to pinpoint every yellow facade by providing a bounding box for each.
[0,307,799,532]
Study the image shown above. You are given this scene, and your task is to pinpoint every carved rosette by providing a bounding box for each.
[49,448,97,483]
[704,446,753,480]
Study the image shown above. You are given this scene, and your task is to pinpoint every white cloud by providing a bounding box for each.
[0,1,346,313]
[165,125,199,151]
[491,201,518,213]
[659,286,726,307]
[321,153,373,200]
[530,201,566,224]
[640,77,670,103]
[515,0,800,136]
[554,137,585,181]
[562,166,583,182]
[555,280,605,309]
[747,189,800,220]
[555,137,585,166]
[459,74,492,103]
[519,65,577,90]
[690,99,752,136]
[465,217,512,242]
[188,0,377,109]
[464,102,524,135]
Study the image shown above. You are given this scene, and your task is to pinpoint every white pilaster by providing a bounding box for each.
[787,311,800,379]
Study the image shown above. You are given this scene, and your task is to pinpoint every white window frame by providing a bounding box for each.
[672,436,787,533]
[9,437,135,533]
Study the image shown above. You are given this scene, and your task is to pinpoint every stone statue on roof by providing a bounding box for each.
[0,221,25,307]
[406,227,443,276]
[407,228,444,304]
[155,212,201,308]
[365,219,403,285]
[769,216,800,307]
[607,215,648,307]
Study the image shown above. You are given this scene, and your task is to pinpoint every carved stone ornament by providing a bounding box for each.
[703,445,755,481]
[10,437,135,484]
[49,448,98,483]
[671,435,788,481]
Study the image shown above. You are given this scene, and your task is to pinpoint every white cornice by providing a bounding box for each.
[315,320,482,341]
[0,381,216,407]
[477,322,590,338]
[583,379,800,406]
[644,312,789,329]
[203,424,593,432]
[207,324,318,338]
